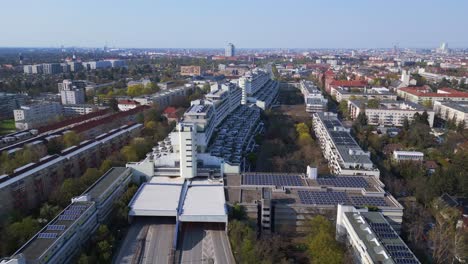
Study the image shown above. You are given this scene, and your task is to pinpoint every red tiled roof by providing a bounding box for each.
[325,70,335,76]
[399,86,468,98]
[163,106,177,114]
[424,160,438,169]
[330,80,367,87]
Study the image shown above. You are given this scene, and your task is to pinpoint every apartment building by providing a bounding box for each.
[0,93,27,119]
[14,102,63,130]
[326,79,367,94]
[0,123,142,221]
[133,84,194,111]
[397,87,468,104]
[331,86,397,102]
[2,167,133,264]
[299,80,328,112]
[58,79,86,105]
[42,63,62,74]
[433,101,468,128]
[238,68,271,104]
[336,205,420,264]
[348,99,435,127]
[313,112,380,178]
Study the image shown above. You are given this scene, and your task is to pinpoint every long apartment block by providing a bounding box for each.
[299,80,328,112]
[1,167,133,264]
[312,112,380,178]
[0,123,142,221]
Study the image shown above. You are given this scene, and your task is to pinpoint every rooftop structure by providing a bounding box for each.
[225,171,403,233]
[348,99,435,127]
[397,87,468,104]
[331,86,397,103]
[313,112,380,177]
[299,80,328,112]
[392,151,424,162]
[336,204,420,264]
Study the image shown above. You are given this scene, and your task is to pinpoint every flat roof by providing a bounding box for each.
[85,167,130,200]
[180,182,227,222]
[15,201,94,261]
[129,182,182,216]
[345,211,420,263]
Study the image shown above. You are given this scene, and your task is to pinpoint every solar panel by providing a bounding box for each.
[349,196,388,207]
[369,222,399,239]
[47,225,66,231]
[316,177,369,188]
[58,215,77,221]
[38,232,58,239]
[64,209,81,215]
[298,191,351,205]
[243,174,304,186]
[394,258,419,264]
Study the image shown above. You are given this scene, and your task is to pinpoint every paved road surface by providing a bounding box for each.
[141,217,175,264]
[113,217,175,264]
[178,223,235,264]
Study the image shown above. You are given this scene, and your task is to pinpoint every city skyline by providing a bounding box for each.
[1,0,467,49]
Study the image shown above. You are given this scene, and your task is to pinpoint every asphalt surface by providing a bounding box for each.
[113,217,176,264]
[141,217,176,264]
[177,222,235,264]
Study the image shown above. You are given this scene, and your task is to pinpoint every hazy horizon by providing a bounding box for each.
[1,0,467,49]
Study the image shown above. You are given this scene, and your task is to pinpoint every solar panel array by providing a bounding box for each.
[385,244,419,264]
[349,196,387,207]
[58,215,77,221]
[243,174,304,186]
[38,232,58,239]
[297,191,389,207]
[369,222,399,239]
[58,204,88,221]
[298,191,350,205]
[316,177,369,188]
[47,225,66,231]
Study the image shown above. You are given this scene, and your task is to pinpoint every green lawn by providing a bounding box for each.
[0,119,16,135]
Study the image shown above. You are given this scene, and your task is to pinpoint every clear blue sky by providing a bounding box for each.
[1,0,467,49]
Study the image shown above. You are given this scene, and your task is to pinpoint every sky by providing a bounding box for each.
[1,0,467,49]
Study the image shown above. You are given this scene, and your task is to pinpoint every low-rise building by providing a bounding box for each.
[392,151,424,162]
[180,65,202,76]
[433,101,468,128]
[348,99,435,127]
[63,104,100,116]
[117,99,140,111]
[331,86,397,102]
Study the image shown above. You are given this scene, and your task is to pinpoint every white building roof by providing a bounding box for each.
[128,182,182,216]
[180,182,227,223]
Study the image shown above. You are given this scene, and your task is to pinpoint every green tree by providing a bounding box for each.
[39,203,61,222]
[63,131,81,148]
[306,216,344,264]
[121,146,138,162]
[3,217,40,254]
[338,100,349,119]
[366,99,380,108]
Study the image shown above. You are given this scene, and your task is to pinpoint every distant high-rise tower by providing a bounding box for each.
[225,43,235,57]
[437,42,449,54]
[19,53,23,65]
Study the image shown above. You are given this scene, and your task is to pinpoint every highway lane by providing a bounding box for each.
[113,218,149,264]
[177,223,234,264]
[141,217,175,264]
